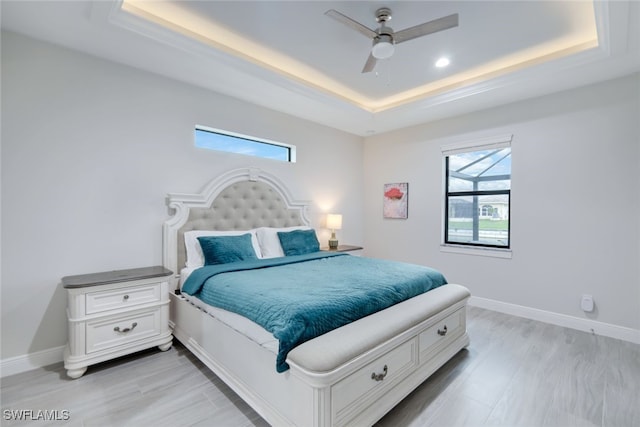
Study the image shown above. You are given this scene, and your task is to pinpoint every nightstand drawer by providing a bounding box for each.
[86,283,161,314]
[86,308,161,354]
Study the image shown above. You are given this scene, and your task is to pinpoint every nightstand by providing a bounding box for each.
[321,245,364,255]
[62,266,173,379]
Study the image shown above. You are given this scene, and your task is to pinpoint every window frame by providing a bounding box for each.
[195,125,296,163]
[441,134,513,255]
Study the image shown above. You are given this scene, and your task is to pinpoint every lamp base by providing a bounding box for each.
[328,231,338,249]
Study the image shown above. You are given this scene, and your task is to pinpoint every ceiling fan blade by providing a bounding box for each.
[325,9,377,39]
[361,52,377,73]
[394,13,459,44]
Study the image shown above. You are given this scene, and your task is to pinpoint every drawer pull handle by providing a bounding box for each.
[123,295,129,301]
[114,322,137,333]
[438,325,448,336]
[371,365,388,382]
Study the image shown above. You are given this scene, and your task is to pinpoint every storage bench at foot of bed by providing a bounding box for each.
[286,283,470,427]
[327,306,467,426]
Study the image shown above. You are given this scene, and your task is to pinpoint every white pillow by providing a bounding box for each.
[184,229,262,268]
[255,226,311,258]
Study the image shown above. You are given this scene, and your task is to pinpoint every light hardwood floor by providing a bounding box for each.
[2,307,638,426]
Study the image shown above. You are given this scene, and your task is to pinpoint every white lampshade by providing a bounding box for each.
[326,214,343,230]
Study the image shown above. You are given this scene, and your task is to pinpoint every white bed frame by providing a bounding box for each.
[163,168,470,427]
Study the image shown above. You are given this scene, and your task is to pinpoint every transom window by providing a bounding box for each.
[443,136,512,249]
[195,126,295,162]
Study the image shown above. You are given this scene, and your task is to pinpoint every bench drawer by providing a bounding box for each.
[332,338,418,425]
[419,307,465,358]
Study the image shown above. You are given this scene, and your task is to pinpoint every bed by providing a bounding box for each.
[163,168,470,427]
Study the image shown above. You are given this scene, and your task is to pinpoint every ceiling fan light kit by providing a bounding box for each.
[372,36,395,59]
[325,7,459,73]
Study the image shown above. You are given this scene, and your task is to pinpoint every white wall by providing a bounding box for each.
[364,73,640,333]
[0,31,364,361]
[2,29,638,370]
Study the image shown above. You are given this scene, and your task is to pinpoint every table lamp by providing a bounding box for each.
[326,214,342,249]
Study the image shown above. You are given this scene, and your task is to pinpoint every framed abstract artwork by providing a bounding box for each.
[383,183,408,219]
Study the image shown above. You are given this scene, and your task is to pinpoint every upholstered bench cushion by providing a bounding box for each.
[287,283,470,374]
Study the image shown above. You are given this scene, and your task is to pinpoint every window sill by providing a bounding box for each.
[440,244,512,259]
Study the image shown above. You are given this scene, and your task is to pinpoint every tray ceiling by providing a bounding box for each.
[2,1,639,135]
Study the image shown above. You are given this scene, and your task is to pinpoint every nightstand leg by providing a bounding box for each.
[158,341,172,352]
[66,366,87,379]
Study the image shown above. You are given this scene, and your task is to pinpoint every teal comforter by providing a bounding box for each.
[182,252,447,372]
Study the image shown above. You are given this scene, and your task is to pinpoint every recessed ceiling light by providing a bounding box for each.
[435,57,450,68]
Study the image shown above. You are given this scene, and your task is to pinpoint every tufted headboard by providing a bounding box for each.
[163,168,310,286]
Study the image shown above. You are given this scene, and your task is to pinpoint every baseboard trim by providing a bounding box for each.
[1,345,65,378]
[468,296,640,344]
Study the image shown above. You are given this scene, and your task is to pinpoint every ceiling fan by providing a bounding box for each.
[325,7,459,73]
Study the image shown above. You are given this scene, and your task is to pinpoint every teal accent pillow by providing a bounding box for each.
[277,229,320,256]
[197,234,258,265]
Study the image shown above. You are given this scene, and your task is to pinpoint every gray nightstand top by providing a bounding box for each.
[62,265,173,288]
[320,245,363,253]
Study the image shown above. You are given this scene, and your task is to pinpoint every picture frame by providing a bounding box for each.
[383,182,408,219]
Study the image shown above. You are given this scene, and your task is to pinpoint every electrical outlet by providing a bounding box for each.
[581,294,594,312]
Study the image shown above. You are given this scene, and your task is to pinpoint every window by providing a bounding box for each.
[195,126,295,162]
[443,135,512,249]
